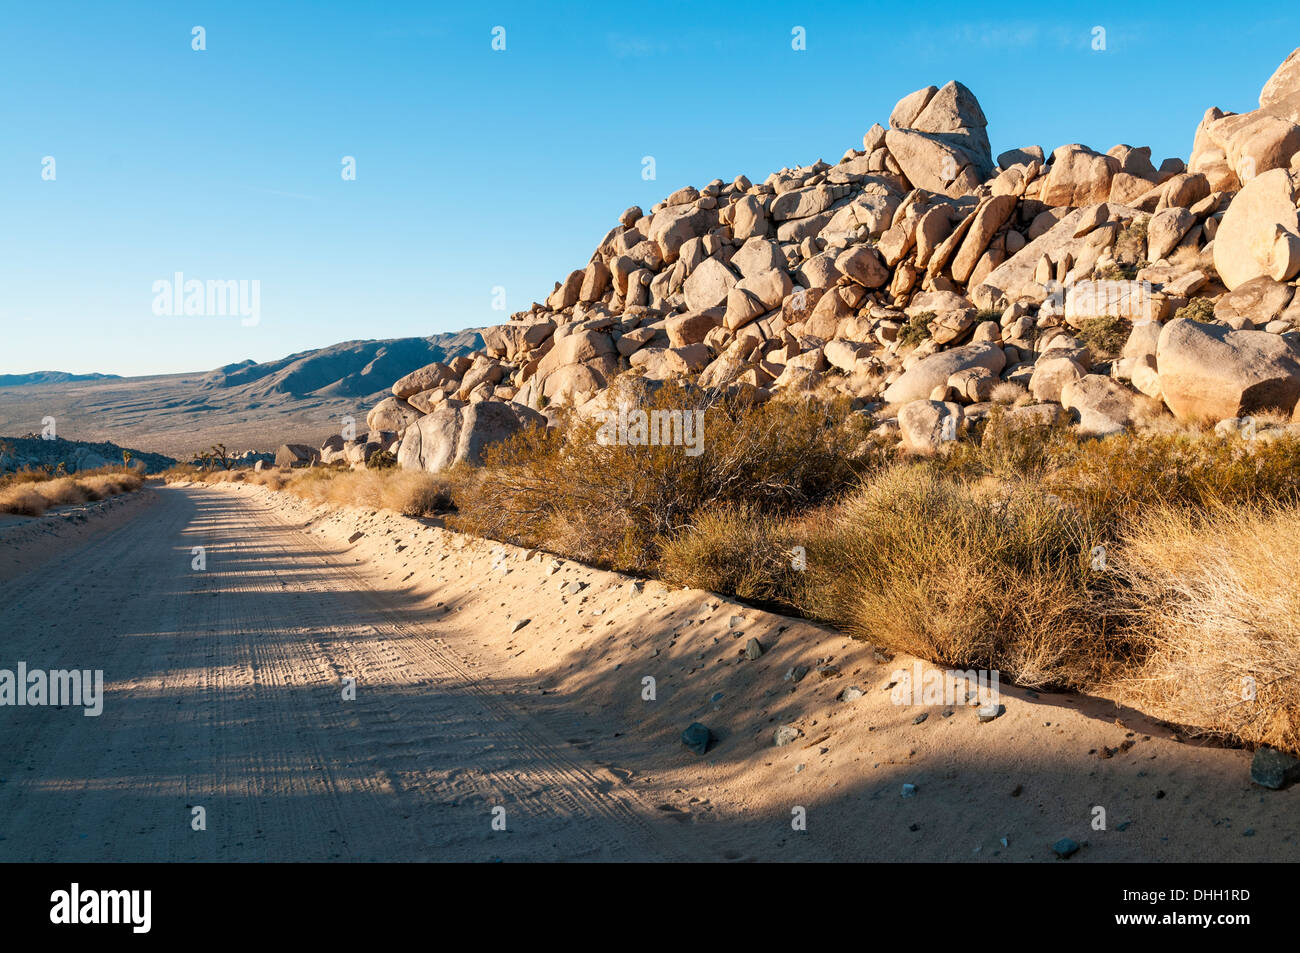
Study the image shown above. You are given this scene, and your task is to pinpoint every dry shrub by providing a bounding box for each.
[247,469,290,490]
[1114,505,1300,753]
[0,467,57,489]
[658,503,801,606]
[0,467,144,515]
[798,466,1113,689]
[938,405,1076,483]
[0,485,49,516]
[32,477,91,507]
[79,472,144,497]
[282,467,453,517]
[451,384,869,573]
[165,463,453,516]
[1045,430,1300,522]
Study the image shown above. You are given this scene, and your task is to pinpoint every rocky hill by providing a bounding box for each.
[352,48,1300,469]
[0,435,175,474]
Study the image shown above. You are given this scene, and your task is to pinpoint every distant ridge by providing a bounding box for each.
[0,371,122,387]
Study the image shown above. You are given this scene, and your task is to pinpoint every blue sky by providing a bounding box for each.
[1,1,1296,376]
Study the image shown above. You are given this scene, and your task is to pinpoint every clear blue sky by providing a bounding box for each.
[1,1,1296,376]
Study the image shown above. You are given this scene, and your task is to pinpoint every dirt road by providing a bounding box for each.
[1,482,1295,862]
[0,485,700,861]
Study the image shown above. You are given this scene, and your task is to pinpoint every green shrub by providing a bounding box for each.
[1173,297,1215,323]
[897,311,934,349]
[1075,315,1129,358]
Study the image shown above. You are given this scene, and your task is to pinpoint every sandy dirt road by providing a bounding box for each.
[0,485,704,861]
[1,482,1296,863]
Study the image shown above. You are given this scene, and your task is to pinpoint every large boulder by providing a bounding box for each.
[1190,51,1300,191]
[898,400,964,454]
[457,401,546,466]
[1029,355,1087,403]
[881,343,1006,404]
[729,237,785,278]
[1040,144,1120,207]
[1214,276,1296,327]
[664,311,721,347]
[835,244,890,287]
[367,396,421,434]
[393,361,455,398]
[682,258,739,312]
[481,321,555,361]
[1156,318,1300,421]
[883,81,994,196]
[275,444,319,468]
[1212,168,1300,290]
[1261,47,1300,122]
[397,400,545,473]
[1060,375,1145,435]
[648,203,717,264]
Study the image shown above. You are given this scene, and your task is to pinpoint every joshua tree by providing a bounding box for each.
[122,449,133,468]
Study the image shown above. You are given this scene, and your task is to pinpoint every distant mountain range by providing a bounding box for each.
[0,371,122,387]
[0,330,484,458]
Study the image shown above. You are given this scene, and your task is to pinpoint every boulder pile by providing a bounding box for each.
[349,50,1300,471]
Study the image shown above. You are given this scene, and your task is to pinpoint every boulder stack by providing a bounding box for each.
[354,48,1300,470]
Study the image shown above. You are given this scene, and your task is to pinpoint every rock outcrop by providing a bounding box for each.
[344,48,1300,469]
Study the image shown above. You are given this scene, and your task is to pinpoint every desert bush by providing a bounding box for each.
[0,466,56,489]
[797,466,1115,689]
[0,485,49,516]
[281,467,453,517]
[937,405,1077,483]
[450,384,870,572]
[32,477,91,507]
[1044,429,1300,523]
[0,467,144,515]
[1075,315,1129,358]
[1114,505,1300,752]
[1173,297,1215,323]
[658,504,802,606]
[896,311,934,349]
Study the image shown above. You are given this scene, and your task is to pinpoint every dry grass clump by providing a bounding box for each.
[0,485,49,516]
[658,504,803,606]
[0,467,145,516]
[1114,505,1300,752]
[169,464,453,518]
[796,467,1115,689]
[1044,429,1300,522]
[284,467,453,518]
[0,467,59,489]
